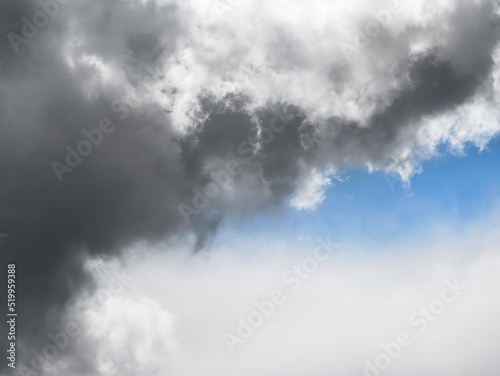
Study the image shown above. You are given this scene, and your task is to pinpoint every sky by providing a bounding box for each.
[1,0,500,375]
[219,136,500,247]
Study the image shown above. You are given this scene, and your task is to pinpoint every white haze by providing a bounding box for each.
[53,210,500,376]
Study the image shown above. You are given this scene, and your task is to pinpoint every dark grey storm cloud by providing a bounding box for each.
[0,0,499,374]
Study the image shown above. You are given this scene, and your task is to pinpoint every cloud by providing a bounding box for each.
[289,167,335,210]
[43,212,500,376]
[0,0,500,372]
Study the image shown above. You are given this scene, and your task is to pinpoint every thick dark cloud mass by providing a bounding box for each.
[0,0,499,374]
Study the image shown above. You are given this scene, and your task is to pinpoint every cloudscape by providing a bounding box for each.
[1,0,500,375]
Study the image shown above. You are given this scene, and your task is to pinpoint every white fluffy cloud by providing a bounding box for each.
[62,0,500,202]
[290,167,335,210]
[63,0,500,164]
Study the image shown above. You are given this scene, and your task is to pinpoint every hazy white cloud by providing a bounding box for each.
[53,210,500,376]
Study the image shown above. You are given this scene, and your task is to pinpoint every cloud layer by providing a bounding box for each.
[42,214,500,376]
